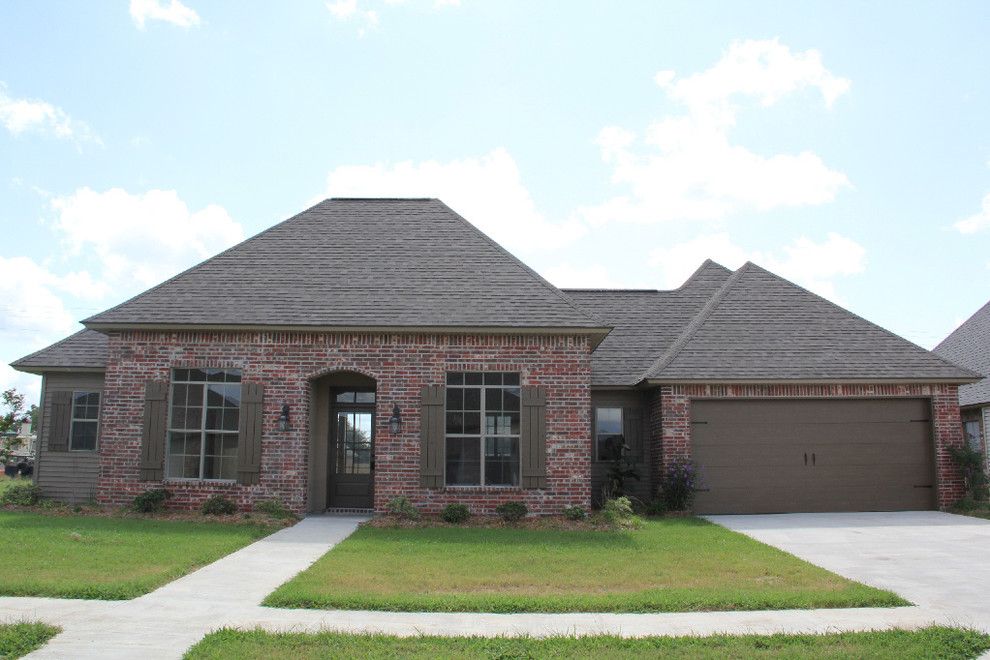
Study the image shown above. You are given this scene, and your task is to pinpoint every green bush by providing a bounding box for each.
[949,444,988,501]
[0,480,41,506]
[495,501,528,523]
[562,505,587,521]
[602,496,640,529]
[132,488,171,513]
[644,498,666,517]
[658,458,698,512]
[254,498,297,520]
[440,503,470,524]
[386,496,421,520]
[201,495,237,516]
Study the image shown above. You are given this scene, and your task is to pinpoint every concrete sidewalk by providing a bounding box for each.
[0,513,963,659]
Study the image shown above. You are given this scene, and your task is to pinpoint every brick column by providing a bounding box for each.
[932,384,966,508]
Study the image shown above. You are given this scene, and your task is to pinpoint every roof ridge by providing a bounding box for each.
[741,262,981,377]
[83,200,332,326]
[562,288,660,293]
[637,263,748,382]
[435,200,610,329]
[10,328,90,368]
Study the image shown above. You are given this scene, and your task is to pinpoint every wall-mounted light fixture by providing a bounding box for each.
[277,402,291,432]
[388,404,402,435]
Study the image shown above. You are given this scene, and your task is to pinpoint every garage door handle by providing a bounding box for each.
[913,484,933,489]
[812,452,816,466]
[804,452,807,466]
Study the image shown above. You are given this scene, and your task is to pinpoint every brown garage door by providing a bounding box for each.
[691,399,935,514]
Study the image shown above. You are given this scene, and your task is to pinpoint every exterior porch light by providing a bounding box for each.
[389,404,402,435]
[277,402,291,432]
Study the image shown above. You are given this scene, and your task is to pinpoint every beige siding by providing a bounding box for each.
[590,389,651,507]
[36,371,104,504]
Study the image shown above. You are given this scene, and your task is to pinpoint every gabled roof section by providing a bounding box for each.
[10,329,108,374]
[565,260,733,385]
[83,199,608,337]
[934,298,990,406]
[642,263,978,383]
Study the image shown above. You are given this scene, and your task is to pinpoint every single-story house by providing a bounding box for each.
[11,198,979,515]
[935,298,990,466]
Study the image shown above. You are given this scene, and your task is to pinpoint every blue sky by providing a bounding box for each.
[2,0,989,403]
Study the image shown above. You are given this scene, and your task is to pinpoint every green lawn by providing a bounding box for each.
[184,627,990,660]
[264,518,905,613]
[0,511,276,599]
[0,623,60,659]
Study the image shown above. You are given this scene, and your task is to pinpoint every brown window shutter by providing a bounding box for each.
[521,385,547,489]
[236,383,264,486]
[420,385,444,488]
[623,407,643,460]
[48,390,72,452]
[139,381,168,481]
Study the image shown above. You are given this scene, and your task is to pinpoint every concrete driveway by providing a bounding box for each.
[709,511,990,633]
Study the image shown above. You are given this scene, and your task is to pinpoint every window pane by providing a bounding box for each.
[597,435,623,462]
[464,388,481,411]
[503,373,520,386]
[464,373,483,385]
[445,437,481,485]
[463,412,481,435]
[446,388,463,411]
[485,413,517,436]
[503,387,520,411]
[205,408,223,430]
[485,437,519,486]
[596,408,622,435]
[203,433,237,480]
[70,421,97,451]
[187,368,208,382]
[174,369,189,382]
[445,412,463,434]
[484,372,502,385]
[222,409,239,431]
[167,432,202,478]
[335,391,355,403]
[446,372,463,385]
[485,387,502,412]
[355,391,375,404]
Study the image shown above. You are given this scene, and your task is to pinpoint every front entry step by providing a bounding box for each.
[325,507,374,516]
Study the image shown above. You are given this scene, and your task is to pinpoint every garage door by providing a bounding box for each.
[691,399,935,514]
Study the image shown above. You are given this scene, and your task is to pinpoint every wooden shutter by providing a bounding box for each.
[623,407,643,460]
[420,385,444,488]
[48,390,72,452]
[139,381,168,481]
[521,385,547,489]
[236,383,264,486]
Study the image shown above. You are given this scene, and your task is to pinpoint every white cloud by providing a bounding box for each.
[325,148,585,253]
[129,0,201,29]
[580,39,851,225]
[0,82,100,148]
[648,231,866,301]
[953,193,990,234]
[326,0,458,35]
[49,188,243,292]
[540,263,624,289]
[0,256,80,346]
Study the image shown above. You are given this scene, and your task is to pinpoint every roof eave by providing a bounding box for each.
[9,365,106,376]
[640,376,981,386]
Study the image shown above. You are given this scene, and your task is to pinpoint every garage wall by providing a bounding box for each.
[651,383,967,511]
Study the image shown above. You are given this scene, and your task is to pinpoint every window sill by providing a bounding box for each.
[440,485,523,492]
[163,478,238,486]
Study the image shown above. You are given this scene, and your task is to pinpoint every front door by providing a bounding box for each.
[329,397,375,509]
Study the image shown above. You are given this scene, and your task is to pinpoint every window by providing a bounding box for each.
[445,372,520,486]
[167,368,242,481]
[69,391,100,451]
[335,390,375,404]
[963,419,983,452]
[595,407,623,462]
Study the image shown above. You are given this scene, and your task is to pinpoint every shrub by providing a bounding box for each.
[602,496,641,529]
[644,498,666,517]
[0,480,41,506]
[440,503,470,524]
[254,497,297,520]
[658,458,698,512]
[562,505,587,521]
[495,501,528,523]
[132,488,171,513]
[386,496,421,521]
[949,444,988,502]
[201,495,237,516]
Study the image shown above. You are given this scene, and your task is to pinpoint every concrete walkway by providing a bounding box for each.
[0,512,979,659]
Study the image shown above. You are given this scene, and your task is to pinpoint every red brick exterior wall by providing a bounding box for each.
[649,383,967,509]
[97,330,592,515]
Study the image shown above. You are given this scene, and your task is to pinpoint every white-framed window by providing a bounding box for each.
[444,372,521,486]
[166,368,242,481]
[595,407,623,462]
[963,419,983,452]
[69,391,100,451]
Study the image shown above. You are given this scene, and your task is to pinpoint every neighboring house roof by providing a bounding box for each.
[83,199,608,338]
[10,329,108,374]
[564,260,732,386]
[569,261,976,385]
[934,298,990,406]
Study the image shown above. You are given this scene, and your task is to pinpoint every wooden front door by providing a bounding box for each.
[329,393,375,509]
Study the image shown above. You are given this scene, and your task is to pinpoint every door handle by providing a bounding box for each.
[804,452,808,466]
[812,453,816,466]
